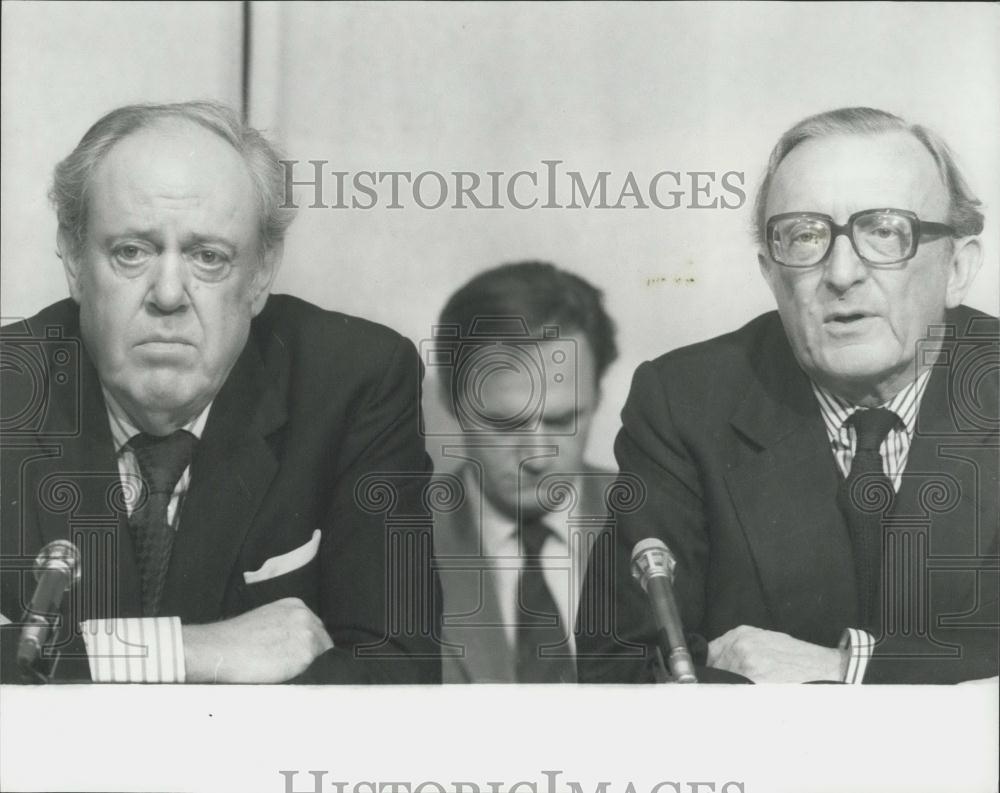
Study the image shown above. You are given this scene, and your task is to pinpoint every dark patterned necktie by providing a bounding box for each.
[838,408,899,630]
[515,518,575,683]
[127,430,198,617]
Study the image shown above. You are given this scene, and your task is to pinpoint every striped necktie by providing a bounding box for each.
[127,430,198,616]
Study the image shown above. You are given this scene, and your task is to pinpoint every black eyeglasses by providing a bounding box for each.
[765,208,957,268]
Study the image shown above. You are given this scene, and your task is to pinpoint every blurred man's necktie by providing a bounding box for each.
[516,518,575,683]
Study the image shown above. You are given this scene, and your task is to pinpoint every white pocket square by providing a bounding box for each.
[243,529,321,584]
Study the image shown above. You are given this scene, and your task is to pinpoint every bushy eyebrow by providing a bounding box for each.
[99,230,239,254]
[185,234,239,253]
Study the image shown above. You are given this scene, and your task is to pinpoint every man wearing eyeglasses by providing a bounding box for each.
[577,107,998,684]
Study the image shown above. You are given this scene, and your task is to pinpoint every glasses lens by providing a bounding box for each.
[853,211,914,263]
[770,216,831,266]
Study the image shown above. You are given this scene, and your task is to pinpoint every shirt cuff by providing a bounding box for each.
[80,617,185,682]
[839,627,874,684]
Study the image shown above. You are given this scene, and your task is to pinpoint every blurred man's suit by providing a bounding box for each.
[0,294,441,683]
[577,305,998,684]
[436,464,614,683]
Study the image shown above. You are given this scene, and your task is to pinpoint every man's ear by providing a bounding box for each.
[250,242,283,316]
[758,251,778,295]
[57,227,84,303]
[944,236,983,309]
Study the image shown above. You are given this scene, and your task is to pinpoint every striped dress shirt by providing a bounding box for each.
[810,369,933,683]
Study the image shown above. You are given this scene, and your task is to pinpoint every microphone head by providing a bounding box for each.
[630,537,677,590]
[33,540,81,585]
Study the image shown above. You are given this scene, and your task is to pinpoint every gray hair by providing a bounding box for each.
[50,100,297,260]
[752,107,984,245]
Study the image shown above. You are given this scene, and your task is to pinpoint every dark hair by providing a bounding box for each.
[437,260,618,400]
[753,107,984,244]
[50,100,297,261]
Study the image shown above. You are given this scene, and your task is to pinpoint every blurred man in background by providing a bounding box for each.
[428,261,618,682]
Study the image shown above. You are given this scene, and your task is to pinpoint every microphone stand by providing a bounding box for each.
[650,643,753,684]
[15,540,81,684]
[17,613,63,684]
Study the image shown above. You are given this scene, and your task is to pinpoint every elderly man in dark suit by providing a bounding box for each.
[577,107,998,684]
[0,101,440,683]
[428,262,620,682]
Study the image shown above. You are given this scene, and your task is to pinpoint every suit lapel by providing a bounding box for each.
[436,467,613,682]
[723,319,857,641]
[436,489,515,683]
[892,320,994,557]
[33,314,143,620]
[159,329,287,623]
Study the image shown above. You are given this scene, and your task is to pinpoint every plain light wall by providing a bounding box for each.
[3,2,998,470]
[0,1,242,319]
[256,2,1000,468]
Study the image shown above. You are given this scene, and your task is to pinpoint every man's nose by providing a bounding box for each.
[821,234,869,294]
[146,251,190,313]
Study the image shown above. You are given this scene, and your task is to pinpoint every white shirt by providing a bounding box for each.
[467,467,592,660]
[103,389,211,524]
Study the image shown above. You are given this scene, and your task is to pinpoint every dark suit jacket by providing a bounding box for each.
[576,306,999,684]
[0,295,441,683]
[435,464,617,683]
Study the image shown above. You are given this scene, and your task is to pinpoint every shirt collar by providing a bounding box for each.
[103,387,212,454]
[810,368,933,438]
[461,465,573,556]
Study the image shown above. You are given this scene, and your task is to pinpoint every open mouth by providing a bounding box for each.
[831,313,868,324]
[825,308,876,323]
[824,312,877,333]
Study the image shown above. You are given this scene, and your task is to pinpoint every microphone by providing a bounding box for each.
[17,540,81,680]
[630,538,697,683]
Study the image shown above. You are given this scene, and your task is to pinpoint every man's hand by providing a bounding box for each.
[183,598,334,683]
[708,625,848,683]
